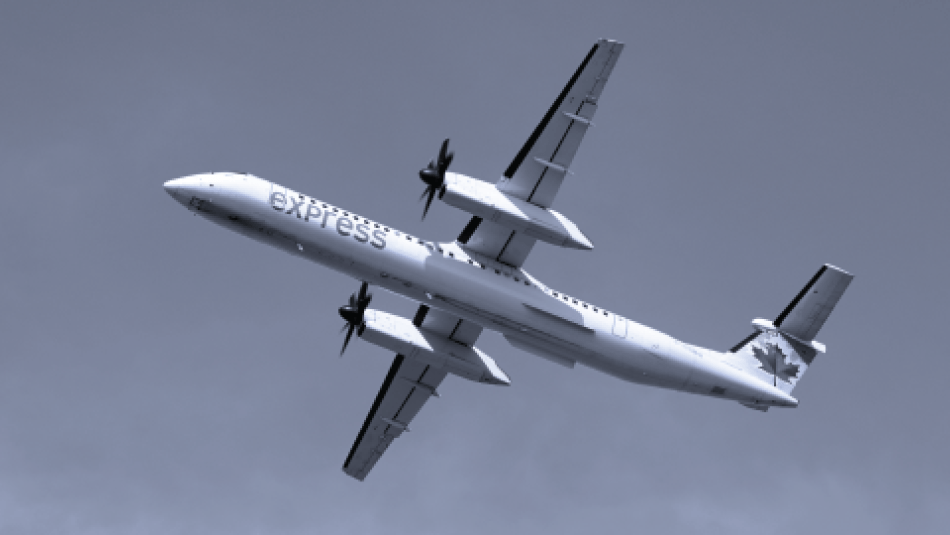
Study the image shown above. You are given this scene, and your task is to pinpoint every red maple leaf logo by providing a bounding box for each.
[751,343,800,384]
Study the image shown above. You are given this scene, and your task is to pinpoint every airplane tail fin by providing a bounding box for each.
[724,264,854,410]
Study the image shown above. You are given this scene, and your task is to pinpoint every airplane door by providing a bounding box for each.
[612,315,627,337]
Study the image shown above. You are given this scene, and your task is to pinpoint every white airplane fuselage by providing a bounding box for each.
[165,172,797,408]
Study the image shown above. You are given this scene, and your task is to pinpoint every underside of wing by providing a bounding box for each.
[342,353,446,481]
[458,216,538,268]
[416,304,484,346]
[498,39,624,208]
[342,305,484,481]
[458,39,624,268]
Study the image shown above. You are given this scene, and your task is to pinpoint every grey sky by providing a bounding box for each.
[1,1,948,533]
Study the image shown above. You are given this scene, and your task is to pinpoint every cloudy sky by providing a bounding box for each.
[1,1,948,533]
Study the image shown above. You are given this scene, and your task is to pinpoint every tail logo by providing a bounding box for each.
[751,342,801,384]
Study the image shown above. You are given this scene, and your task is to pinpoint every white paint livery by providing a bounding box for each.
[164,38,853,480]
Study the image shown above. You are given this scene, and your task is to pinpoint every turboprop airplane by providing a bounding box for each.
[164,39,853,481]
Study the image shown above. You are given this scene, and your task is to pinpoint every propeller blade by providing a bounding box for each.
[337,282,373,357]
[358,282,369,302]
[418,139,454,220]
[438,139,453,172]
[341,324,355,356]
[422,188,436,220]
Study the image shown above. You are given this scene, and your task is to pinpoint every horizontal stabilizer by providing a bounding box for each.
[774,264,853,342]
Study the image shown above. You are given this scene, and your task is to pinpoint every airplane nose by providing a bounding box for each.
[163,176,201,205]
[163,177,187,197]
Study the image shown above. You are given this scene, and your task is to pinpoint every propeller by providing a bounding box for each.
[418,138,454,220]
[338,281,372,356]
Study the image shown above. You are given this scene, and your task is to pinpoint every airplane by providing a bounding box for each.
[163,39,853,481]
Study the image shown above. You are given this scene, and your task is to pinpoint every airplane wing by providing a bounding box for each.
[459,38,624,268]
[345,39,623,479]
[342,305,483,480]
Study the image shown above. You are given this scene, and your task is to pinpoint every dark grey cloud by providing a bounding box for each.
[1,1,948,533]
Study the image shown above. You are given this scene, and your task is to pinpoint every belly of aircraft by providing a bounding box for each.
[203,189,719,398]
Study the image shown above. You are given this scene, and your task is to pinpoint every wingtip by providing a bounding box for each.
[342,466,366,482]
[823,263,854,277]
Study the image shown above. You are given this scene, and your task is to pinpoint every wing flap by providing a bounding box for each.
[418,305,484,346]
[459,219,538,268]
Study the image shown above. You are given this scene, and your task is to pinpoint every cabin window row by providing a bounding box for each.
[550,291,609,316]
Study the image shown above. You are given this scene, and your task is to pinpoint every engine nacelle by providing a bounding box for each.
[440,172,593,250]
[359,309,511,386]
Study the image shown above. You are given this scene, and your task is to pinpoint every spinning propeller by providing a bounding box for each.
[338,281,372,356]
[418,138,454,220]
